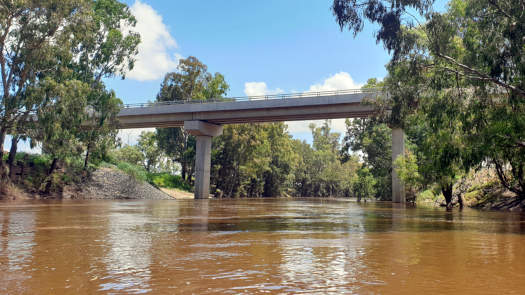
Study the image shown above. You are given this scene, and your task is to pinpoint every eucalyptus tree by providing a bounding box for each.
[156,56,229,182]
[34,79,91,193]
[333,0,525,201]
[293,122,358,198]
[342,118,392,199]
[0,0,140,184]
[0,0,91,179]
[137,131,163,172]
[75,0,140,168]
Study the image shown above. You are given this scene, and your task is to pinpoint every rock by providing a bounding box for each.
[74,168,173,200]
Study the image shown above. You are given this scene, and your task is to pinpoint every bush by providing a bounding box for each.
[116,162,148,182]
[147,172,191,191]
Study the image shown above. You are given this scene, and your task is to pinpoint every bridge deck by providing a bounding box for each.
[117,89,381,129]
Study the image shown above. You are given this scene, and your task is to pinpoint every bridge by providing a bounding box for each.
[118,89,406,202]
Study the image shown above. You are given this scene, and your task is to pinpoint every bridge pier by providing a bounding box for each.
[184,121,223,199]
[391,128,406,203]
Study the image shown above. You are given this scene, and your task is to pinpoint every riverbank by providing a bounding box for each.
[415,167,525,212]
[2,153,523,210]
[0,152,194,201]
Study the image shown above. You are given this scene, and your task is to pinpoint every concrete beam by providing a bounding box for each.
[391,128,406,203]
[184,121,223,137]
[117,93,380,129]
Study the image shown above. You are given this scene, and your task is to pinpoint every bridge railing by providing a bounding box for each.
[123,88,382,109]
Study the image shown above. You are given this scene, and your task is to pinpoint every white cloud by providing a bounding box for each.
[288,72,362,134]
[308,72,362,92]
[244,82,284,97]
[118,128,155,146]
[126,1,179,81]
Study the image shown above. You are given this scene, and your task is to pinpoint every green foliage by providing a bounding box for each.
[147,173,192,191]
[0,0,139,186]
[137,131,163,172]
[341,118,392,200]
[156,56,229,181]
[34,79,91,169]
[394,152,423,200]
[211,121,359,198]
[332,0,433,59]
[212,123,293,197]
[293,121,359,198]
[116,162,148,183]
[341,0,525,204]
[352,167,376,202]
[111,145,144,167]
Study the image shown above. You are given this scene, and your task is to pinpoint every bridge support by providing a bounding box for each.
[184,121,223,199]
[391,128,406,203]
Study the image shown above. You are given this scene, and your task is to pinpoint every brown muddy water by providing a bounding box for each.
[1,199,525,294]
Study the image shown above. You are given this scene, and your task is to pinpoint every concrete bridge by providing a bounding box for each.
[118,89,406,203]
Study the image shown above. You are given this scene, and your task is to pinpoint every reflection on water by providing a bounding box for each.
[100,203,153,294]
[0,210,35,293]
[1,199,525,294]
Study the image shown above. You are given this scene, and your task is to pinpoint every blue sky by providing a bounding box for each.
[110,0,390,100]
[107,0,393,145]
[9,0,446,151]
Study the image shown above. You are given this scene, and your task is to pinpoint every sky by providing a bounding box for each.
[110,0,393,145]
[8,0,397,152]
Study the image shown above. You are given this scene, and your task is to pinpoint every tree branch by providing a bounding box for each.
[488,0,513,19]
[436,53,525,97]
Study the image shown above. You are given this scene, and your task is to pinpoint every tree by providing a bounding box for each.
[341,118,392,200]
[137,131,163,172]
[352,167,376,202]
[332,0,434,60]
[292,121,358,198]
[0,0,91,179]
[334,0,525,203]
[75,0,139,169]
[112,145,144,167]
[33,79,91,193]
[0,0,140,184]
[211,123,272,198]
[156,56,229,182]
[394,151,422,201]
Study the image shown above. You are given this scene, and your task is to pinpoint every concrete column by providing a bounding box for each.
[184,121,223,199]
[194,135,212,199]
[391,127,405,203]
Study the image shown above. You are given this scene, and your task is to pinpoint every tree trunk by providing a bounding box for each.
[0,128,7,181]
[181,161,187,181]
[7,136,19,180]
[442,184,454,211]
[84,142,92,169]
[48,158,58,176]
[44,158,59,195]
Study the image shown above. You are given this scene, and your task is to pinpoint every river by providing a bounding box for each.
[1,199,525,294]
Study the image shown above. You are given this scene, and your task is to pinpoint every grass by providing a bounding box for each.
[147,172,192,192]
[103,160,192,192]
[116,162,148,183]
[416,188,442,206]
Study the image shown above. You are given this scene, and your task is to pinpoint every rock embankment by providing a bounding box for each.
[71,167,173,200]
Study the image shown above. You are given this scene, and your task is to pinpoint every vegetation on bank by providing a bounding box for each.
[1,0,524,211]
[333,0,525,209]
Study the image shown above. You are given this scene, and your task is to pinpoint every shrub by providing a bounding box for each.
[147,172,191,191]
[116,162,148,182]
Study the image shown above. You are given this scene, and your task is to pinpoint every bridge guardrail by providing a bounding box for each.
[123,88,382,109]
